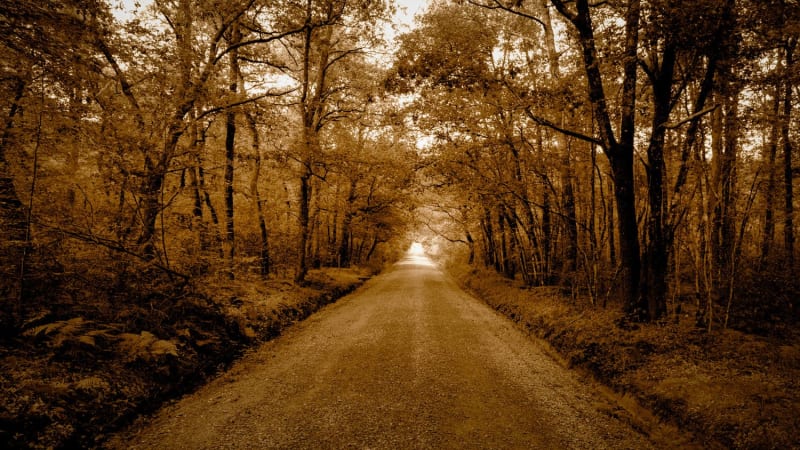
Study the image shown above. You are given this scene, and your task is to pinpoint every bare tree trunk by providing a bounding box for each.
[223,22,241,278]
[640,41,677,321]
[782,41,795,270]
[246,112,271,277]
[0,77,27,328]
[760,87,781,268]
[296,168,312,282]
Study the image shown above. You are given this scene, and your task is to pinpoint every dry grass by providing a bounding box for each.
[452,265,800,450]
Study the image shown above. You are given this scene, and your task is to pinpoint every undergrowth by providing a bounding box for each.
[0,263,367,449]
[451,264,800,450]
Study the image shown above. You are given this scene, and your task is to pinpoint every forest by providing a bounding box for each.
[1,0,799,448]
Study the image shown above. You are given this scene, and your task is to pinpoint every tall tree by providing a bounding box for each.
[547,0,643,318]
[284,0,390,282]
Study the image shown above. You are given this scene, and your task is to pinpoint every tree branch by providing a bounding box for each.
[213,26,308,65]
[196,88,296,120]
[524,107,602,146]
[466,0,547,28]
[34,220,190,281]
[662,104,718,129]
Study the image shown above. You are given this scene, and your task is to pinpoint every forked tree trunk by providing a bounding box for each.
[552,0,642,318]
[640,41,677,322]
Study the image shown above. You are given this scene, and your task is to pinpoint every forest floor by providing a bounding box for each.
[0,267,369,449]
[452,265,800,450]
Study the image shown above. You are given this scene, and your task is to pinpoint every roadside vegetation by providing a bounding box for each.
[0,267,369,449]
[448,260,799,449]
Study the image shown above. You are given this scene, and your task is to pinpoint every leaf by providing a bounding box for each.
[195,338,219,347]
[24,317,94,349]
[149,339,178,357]
[77,335,96,347]
[74,376,110,392]
[117,331,178,361]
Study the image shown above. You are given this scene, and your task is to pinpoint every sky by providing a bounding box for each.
[390,0,428,34]
[111,0,429,34]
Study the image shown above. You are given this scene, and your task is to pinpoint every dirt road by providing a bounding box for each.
[107,252,657,449]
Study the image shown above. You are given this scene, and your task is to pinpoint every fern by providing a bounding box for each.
[28,317,86,339]
[23,317,119,355]
[117,331,178,362]
[74,376,110,392]
[25,317,96,349]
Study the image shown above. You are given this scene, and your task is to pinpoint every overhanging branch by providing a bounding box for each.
[662,104,718,129]
[196,88,296,120]
[34,220,190,280]
[467,0,546,28]
[524,107,602,146]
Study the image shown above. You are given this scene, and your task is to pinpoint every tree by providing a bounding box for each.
[281,0,391,282]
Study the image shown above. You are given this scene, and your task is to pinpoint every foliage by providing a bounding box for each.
[392,0,800,329]
[0,263,367,449]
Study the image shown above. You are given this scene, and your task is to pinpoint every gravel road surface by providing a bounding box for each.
[107,252,658,449]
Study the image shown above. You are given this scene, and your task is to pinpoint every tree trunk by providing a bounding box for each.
[198,152,224,257]
[711,88,740,309]
[0,77,27,325]
[507,139,537,284]
[782,41,795,270]
[246,113,270,277]
[296,168,312,282]
[481,205,497,268]
[760,87,781,268]
[640,42,677,322]
[499,204,517,279]
[561,142,578,275]
[607,177,616,266]
[466,230,475,265]
[295,21,331,283]
[552,0,642,317]
[538,0,577,282]
[136,156,164,260]
[223,23,241,277]
[338,179,358,268]
[610,148,642,318]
